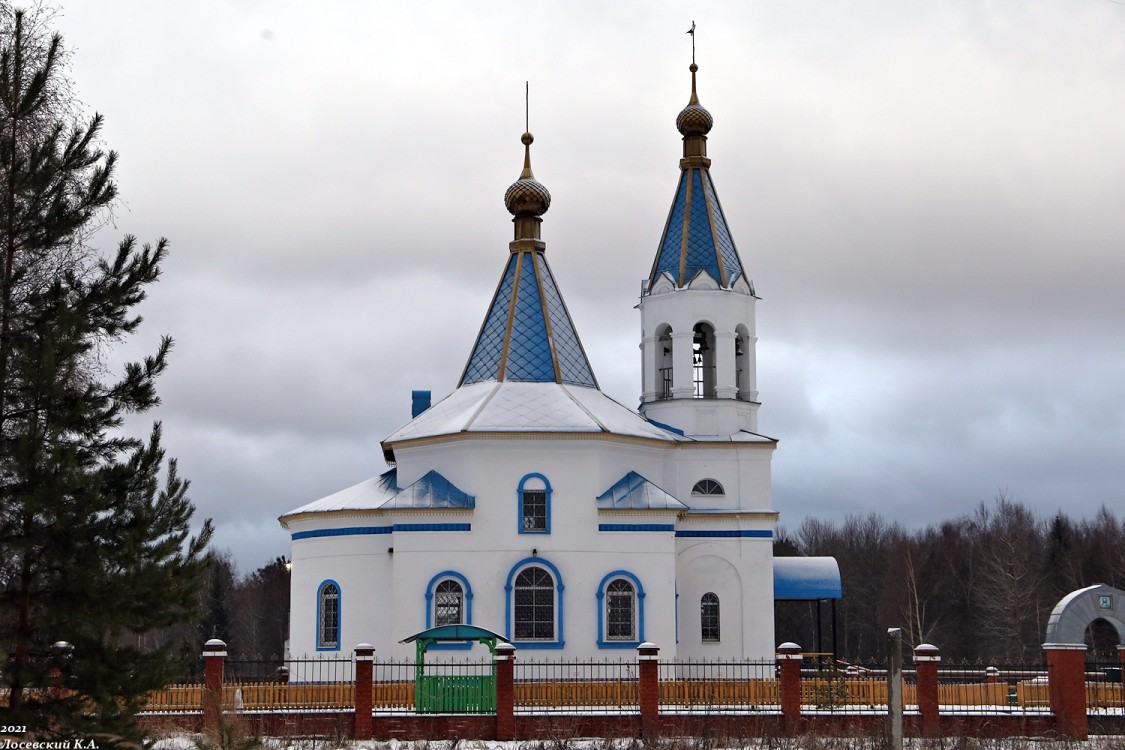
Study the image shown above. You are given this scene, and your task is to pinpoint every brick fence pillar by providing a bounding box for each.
[495,642,516,741]
[913,643,941,736]
[777,642,803,730]
[637,642,660,734]
[354,644,374,739]
[202,639,227,732]
[1044,642,1088,740]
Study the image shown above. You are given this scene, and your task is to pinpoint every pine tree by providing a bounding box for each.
[0,6,213,740]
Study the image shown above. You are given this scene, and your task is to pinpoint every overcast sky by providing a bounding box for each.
[49,1,1125,573]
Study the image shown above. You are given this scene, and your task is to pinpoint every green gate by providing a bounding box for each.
[401,624,509,714]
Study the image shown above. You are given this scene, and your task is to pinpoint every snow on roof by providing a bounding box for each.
[280,468,473,518]
[281,470,399,516]
[383,380,678,446]
[597,471,688,510]
[774,556,843,600]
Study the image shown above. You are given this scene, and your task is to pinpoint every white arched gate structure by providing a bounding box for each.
[1044,583,1125,647]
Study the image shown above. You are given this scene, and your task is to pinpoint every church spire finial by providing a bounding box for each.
[676,24,713,148]
[504,82,551,242]
[519,81,535,179]
[687,21,699,105]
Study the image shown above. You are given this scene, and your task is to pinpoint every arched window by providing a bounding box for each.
[317,580,341,651]
[701,592,720,642]
[606,580,636,641]
[434,579,464,627]
[596,571,646,648]
[518,473,551,534]
[424,571,474,650]
[513,566,555,641]
[692,479,724,496]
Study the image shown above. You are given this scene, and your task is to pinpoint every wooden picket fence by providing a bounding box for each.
[141,674,1123,713]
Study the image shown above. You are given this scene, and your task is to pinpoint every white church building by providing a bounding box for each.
[280,64,836,662]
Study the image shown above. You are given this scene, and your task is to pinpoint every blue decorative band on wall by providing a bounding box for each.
[598,524,676,532]
[292,523,471,540]
[394,523,471,532]
[674,530,773,538]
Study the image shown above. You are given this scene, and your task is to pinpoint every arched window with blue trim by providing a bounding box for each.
[434,580,464,626]
[518,473,551,534]
[505,557,565,649]
[425,571,474,628]
[596,571,646,648]
[317,580,341,651]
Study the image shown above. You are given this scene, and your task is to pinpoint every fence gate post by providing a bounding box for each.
[776,642,802,730]
[913,643,940,736]
[1044,642,1088,740]
[886,628,903,750]
[354,644,374,739]
[202,639,227,733]
[637,642,660,735]
[494,642,516,741]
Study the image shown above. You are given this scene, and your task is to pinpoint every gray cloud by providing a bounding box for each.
[58,0,1125,571]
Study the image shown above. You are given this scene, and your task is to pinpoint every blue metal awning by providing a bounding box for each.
[774,557,842,600]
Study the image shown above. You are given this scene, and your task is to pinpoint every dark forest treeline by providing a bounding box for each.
[775,495,1125,663]
[139,552,291,662]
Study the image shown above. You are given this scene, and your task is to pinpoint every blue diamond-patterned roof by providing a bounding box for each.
[648,167,745,289]
[461,250,597,387]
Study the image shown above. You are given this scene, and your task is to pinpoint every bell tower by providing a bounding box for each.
[638,61,761,437]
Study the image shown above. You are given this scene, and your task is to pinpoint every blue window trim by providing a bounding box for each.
[425,571,474,651]
[517,473,552,535]
[316,579,342,652]
[504,556,565,649]
[599,524,675,532]
[595,570,646,649]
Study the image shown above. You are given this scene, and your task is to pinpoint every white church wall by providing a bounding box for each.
[287,531,392,664]
[675,538,775,661]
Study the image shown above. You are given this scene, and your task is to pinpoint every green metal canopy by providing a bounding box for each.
[400,624,509,645]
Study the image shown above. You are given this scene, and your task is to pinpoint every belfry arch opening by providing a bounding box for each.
[692,322,716,398]
[735,324,751,401]
[655,324,673,400]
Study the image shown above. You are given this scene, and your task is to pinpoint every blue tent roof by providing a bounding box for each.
[774,557,842,600]
[596,471,688,510]
[378,469,475,510]
[461,249,597,388]
[648,166,745,290]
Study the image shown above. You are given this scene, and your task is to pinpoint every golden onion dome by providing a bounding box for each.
[676,64,713,137]
[504,132,551,217]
